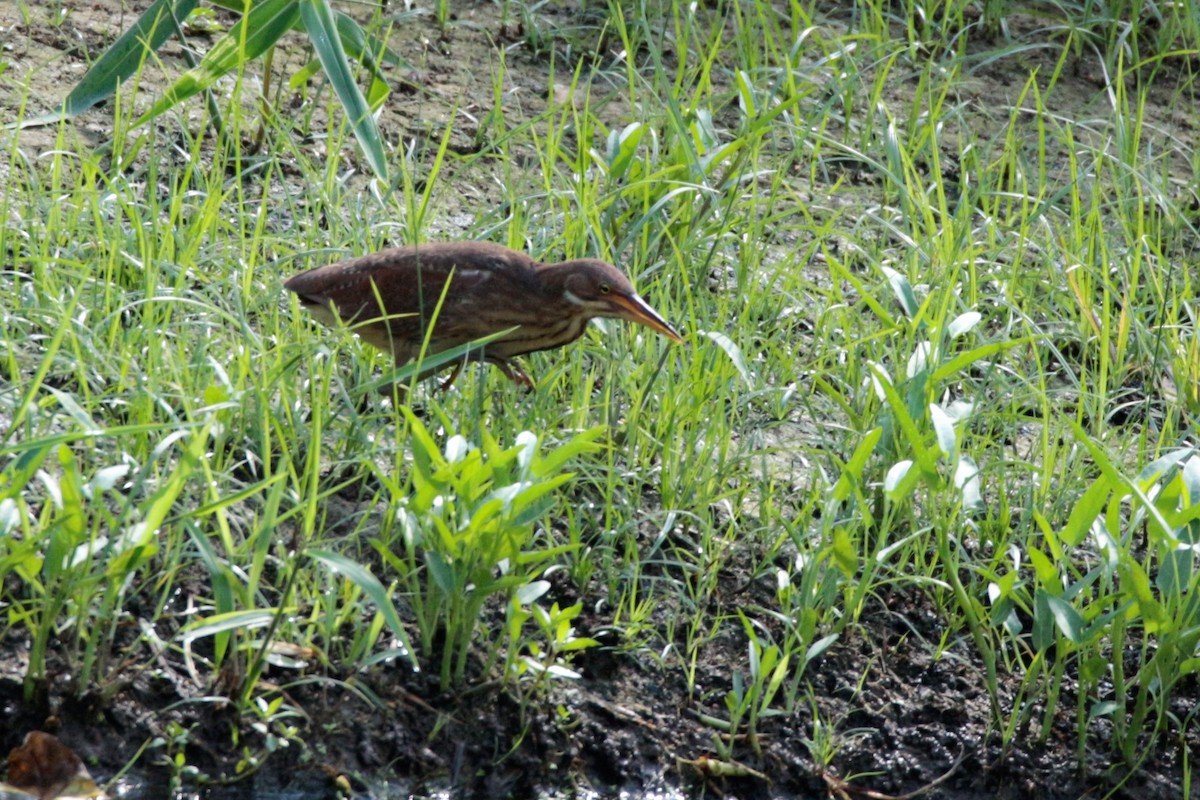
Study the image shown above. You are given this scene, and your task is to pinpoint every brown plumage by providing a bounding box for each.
[283,241,683,389]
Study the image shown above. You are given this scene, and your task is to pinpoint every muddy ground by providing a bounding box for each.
[2,1,1199,798]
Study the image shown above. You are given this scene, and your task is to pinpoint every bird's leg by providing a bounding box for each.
[489,358,535,391]
[437,362,464,393]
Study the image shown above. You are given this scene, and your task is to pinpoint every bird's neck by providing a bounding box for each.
[532,262,573,299]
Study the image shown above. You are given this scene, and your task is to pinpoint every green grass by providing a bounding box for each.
[2,0,1199,791]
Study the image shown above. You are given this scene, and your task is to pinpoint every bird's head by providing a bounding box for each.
[556,259,683,342]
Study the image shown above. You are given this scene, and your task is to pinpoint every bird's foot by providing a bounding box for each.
[437,363,464,393]
[493,360,535,391]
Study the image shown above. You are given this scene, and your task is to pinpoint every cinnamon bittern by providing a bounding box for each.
[283,241,683,389]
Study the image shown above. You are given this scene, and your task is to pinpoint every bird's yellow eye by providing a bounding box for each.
[599,283,611,294]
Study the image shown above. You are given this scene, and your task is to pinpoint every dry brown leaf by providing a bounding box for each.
[3,732,102,800]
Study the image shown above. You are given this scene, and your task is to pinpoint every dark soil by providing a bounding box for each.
[3,571,1196,798]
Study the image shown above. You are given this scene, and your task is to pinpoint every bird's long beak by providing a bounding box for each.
[610,292,684,343]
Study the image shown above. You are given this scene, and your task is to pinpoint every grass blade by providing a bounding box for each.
[298,0,389,180]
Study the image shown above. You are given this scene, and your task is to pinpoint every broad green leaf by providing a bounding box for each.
[907,341,931,379]
[1033,510,1058,555]
[830,526,858,577]
[515,581,551,605]
[209,0,407,72]
[1060,475,1112,546]
[883,459,915,498]
[735,69,757,117]
[1070,420,1175,542]
[606,122,647,181]
[57,447,86,543]
[1044,594,1084,644]
[11,0,199,129]
[47,387,100,434]
[1136,447,1194,486]
[0,499,20,535]
[929,402,956,460]
[870,363,937,477]
[45,448,85,579]
[141,425,207,537]
[560,637,601,652]
[188,523,237,663]
[534,427,603,477]
[310,549,417,663]
[289,58,325,88]
[955,455,985,513]
[903,365,928,428]
[882,266,918,319]
[401,408,443,504]
[930,338,1032,384]
[136,0,300,127]
[804,634,838,666]
[1080,656,1108,683]
[424,550,456,594]
[704,330,753,387]
[1028,547,1059,588]
[298,0,388,180]
[1154,543,1192,598]
[947,311,982,338]
[1179,455,1200,544]
[182,610,277,642]
[1117,560,1169,633]
[1161,503,1200,545]
[1,444,52,496]
[831,427,883,502]
[1032,588,1054,650]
